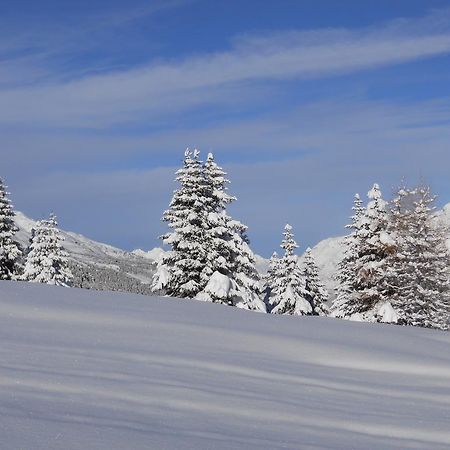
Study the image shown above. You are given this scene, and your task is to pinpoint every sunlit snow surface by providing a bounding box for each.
[1,281,450,449]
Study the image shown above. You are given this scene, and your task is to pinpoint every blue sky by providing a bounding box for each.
[2,0,450,256]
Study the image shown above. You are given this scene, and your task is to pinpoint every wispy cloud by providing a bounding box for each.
[3,6,450,253]
[1,9,450,127]
[8,94,450,253]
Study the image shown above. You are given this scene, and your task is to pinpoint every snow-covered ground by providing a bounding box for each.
[1,281,450,449]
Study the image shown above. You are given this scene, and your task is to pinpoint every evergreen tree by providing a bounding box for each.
[354,183,393,314]
[332,194,364,317]
[227,223,264,311]
[385,185,450,330]
[303,248,329,316]
[0,178,22,280]
[333,185,393,319]
[154,150,264,311]
[263,251,281,306]
[269,224,311,315]
[156,149,209,298]
[200,152,236,286]
[197,153,264,311]
[22,214,73,286]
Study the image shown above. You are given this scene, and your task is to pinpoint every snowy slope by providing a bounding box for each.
[303,236,345,299]
[14,212,157,294]
[1,281,450,450]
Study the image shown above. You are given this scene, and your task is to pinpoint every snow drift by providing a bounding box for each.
[1,281,450,449]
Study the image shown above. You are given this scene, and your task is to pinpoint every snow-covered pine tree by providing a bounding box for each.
[22,213,73,286]
[332,193,364,317]
[269,224,311,315]
[155,149,210,298]
[263,251,281,306]
[333,185,393,320]
[199,152,235,287]
[385,185,450,330]
[0,178,22,280]
[227,221,265,311]
[197,153,264,311]
[155,150,263,310]
[303,248,329,316]
[354,183,394,317]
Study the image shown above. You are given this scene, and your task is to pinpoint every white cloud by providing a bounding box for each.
[8,95,450,253]
[1,9,450,127]
[3,7,450,253]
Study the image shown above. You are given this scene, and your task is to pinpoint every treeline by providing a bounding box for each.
[152,150,450,331]
[151,150,328,316]
[1,151,449,331]
[333,184,449,330]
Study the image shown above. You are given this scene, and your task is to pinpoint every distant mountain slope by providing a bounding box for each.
[2,281,450,450]
[14,212,157,295]
[14,210,344,298]
[304,236,345,299]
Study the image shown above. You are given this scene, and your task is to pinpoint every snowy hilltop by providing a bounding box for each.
[14,211,158,295]
[1,281,450,450]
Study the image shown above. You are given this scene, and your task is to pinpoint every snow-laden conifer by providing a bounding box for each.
[197,153,264,311]
[354,183,393,314]
[303,248,329,316]
[227,223,265,311]
[386,185,450,330]
[154,150,264,311]
[332,194,364,317]
[22,214,73,286]
[199,152,236,286]
[155,149,209,298]
[263,251,281,306]
[333,185,393,320]
[269,224,311,315]
[0,178,22,280]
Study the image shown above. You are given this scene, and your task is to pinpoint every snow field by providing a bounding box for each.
[1,281,450,449]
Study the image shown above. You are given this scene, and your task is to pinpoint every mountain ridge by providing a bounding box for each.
[11,210,346,298]
[20,200,450,301]
[14,211,157,295]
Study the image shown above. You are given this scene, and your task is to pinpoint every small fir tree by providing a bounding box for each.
[303,248,329,316]
[333,184,393,319]
[269,224,311,315]
[22,214,73,286]
[333,194,364,317]
[0,178,22,280]
[354,183,393,314]
[263,251,281,306]
[227,224,264,311]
